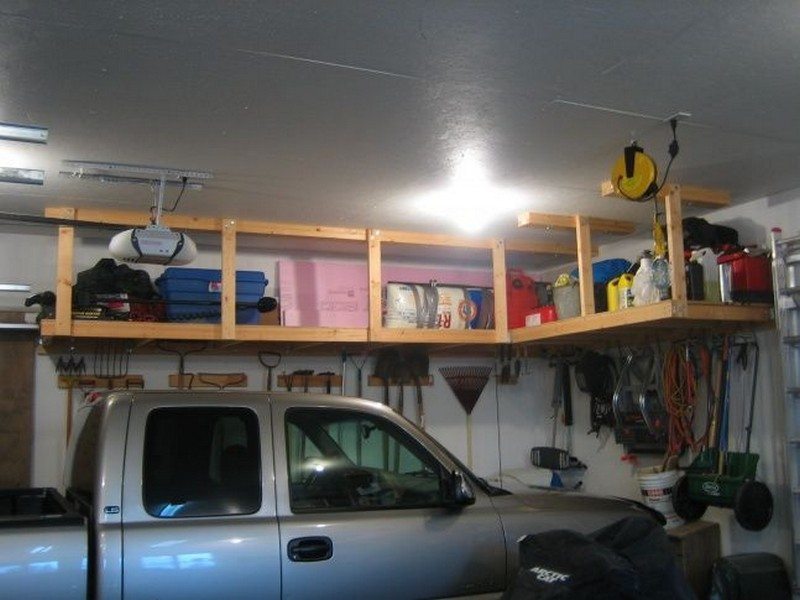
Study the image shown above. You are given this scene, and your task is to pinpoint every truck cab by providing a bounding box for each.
[2,391,651,599]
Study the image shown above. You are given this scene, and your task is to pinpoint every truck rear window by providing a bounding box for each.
[143,407,261,518]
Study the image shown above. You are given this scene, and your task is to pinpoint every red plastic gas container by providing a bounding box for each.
[506,269,539,328]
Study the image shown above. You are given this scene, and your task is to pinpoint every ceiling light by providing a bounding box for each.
[412,154,524,233]
[0,167,44,185]
[0,122,48,144]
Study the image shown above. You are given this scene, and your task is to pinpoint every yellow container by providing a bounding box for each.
[617,273,635,309]
[607,278,620,312]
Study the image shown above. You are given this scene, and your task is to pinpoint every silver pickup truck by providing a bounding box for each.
[0,391,656,599]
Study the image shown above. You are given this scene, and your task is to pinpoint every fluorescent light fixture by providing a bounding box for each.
[412,153,524,233]
[0,122,48,144]
[0,284,31,292]
[0,167,44,185]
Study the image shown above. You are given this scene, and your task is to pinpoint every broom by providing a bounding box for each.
[439,366,492,469]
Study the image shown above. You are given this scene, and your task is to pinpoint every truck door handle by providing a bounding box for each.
[287,536,333,562]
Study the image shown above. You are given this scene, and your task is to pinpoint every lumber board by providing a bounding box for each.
[517,212,635,235]
[600,181,730,208]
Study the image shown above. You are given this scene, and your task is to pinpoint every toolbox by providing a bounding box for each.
[156,268,267,323]
[717,252,772,304]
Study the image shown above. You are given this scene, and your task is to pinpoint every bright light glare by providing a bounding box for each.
[413,156,524,232]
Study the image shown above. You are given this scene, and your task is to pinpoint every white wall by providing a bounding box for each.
[2,188,798,568]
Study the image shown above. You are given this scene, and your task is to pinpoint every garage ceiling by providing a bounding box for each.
[0,1,798,239]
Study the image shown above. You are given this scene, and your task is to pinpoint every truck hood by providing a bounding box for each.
[490,487,661,540]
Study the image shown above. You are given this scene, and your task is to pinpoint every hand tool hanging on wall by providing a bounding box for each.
[340,350,347,395]
[257,351,281,391]
[55,344,86,448]
[349,350,370,397]
[374,348,400,407]
[156,341,208,389]
[439,366,492,469]
[319,372,336,394]
[530,358,586,481]
[406,348,430,430]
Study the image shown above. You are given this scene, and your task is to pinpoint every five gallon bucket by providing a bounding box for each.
[637,467,683,529]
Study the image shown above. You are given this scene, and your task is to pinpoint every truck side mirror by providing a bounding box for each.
[446,470,475,507]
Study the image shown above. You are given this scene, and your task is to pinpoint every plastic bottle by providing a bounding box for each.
[607,277,620,312]
[617,273,635,309]
[632,257,661,306]
[652,256,671,300]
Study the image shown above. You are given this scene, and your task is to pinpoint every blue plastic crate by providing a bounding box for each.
[156,268,267,324]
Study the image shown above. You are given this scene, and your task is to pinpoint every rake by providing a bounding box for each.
[439,366,492,469]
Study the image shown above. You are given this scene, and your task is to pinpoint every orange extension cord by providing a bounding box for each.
[662,342,710,457]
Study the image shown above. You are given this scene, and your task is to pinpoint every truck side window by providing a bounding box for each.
[143,407,261,518]
[286,409,444,513]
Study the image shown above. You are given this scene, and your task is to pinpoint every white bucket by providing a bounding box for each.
[637,467,683,529]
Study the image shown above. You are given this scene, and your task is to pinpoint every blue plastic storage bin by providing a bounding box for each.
[156,268,267,324]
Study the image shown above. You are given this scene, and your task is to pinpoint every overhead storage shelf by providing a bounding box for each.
[37,184,774,353]
[509,301,773,346]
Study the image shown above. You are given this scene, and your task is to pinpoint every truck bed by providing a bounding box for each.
[0,487,88,599]
[0,487,84,528]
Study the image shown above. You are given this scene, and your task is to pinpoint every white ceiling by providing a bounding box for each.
[0,1,799,241]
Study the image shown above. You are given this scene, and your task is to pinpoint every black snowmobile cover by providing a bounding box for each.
[502,516,695,599]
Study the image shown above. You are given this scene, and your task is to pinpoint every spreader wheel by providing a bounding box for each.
[734,480,773,531]
[672,475,707,522]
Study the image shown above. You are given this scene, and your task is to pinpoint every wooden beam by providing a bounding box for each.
[492,239,509,342]
[517,212,635,235]
[220,219,237,340]
[237,220,366,241]
[664,186,687,304]
[367,230,383,334]
[46,206,221,231]
[370,328,497,344]
[372,229,494,249]
[601,181,730,208]
[55,223,74,336]
[505,239,599,257]
[40,319,221,340]
[235,325,368,343]
[45,207,366,240]
[575,216,595,316]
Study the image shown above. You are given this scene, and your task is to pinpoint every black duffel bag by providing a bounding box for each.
[503,516,694,599]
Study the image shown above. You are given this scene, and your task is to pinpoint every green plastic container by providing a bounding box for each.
[684,449,760,507]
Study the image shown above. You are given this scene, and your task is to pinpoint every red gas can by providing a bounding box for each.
[717,252,773,304]
[506,269,539,328]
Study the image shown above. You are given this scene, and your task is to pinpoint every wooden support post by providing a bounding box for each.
[575,216,595,316]
[367,230,383,335]
[492,239,509,340]
[221,218,237,340]
[55,224,75,336]
[665,186,687,304]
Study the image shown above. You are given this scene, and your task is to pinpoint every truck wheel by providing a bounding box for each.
[672,475,707,521]
[734,480,773,531]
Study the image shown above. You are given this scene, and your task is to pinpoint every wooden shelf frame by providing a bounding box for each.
[41,188,773,352]
[511,185,773,345]
[44,207,371,345]
[367,229,509,344]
